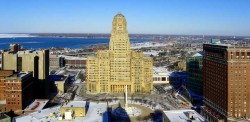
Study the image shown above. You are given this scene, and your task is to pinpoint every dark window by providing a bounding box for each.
[162,77,166,81]
[241,52,245,59]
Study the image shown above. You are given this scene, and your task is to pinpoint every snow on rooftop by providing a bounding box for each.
[15,101,107,122]
[79,102,107,122]
[191,51,203,57]
[62,101,86,108]
[153,67,171,75]
[16,72,30,78]
[15,106,61,122]
[163,110,207,122]
[143,50,162,56]
[213,43,232,47]
[131,42,170,49]
[25,99,49,111]
[59,55,87,60]
[75,79,82,83]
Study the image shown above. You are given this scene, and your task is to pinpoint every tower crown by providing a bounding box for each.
[114,12,125,18]
[112,13,127,33]
[109,13,130,51]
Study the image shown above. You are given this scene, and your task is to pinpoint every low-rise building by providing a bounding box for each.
[60,101,86,119]
[14,101,108,122]
[65,57,86,68]
[24,99,49,113]
[153,67,170,84]
[49,75,69,94]
[162,110,207,122]
[169,72,188,89]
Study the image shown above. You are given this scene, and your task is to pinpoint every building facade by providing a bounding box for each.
[201,44,250,121]
[65,57,86,68]
[0,70,34,112]
[86,13,153,93]
[1,50,49,98]
[60,101,86,120]
[49,55,60,69]
[186,52,203,96]
[9,44,22,52]
[153,73,169,84]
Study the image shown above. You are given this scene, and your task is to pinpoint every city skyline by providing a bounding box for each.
[0,0,250,36]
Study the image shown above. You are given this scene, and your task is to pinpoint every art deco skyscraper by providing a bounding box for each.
[86,13,153,93]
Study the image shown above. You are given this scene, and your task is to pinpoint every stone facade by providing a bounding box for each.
[86,13,153,94]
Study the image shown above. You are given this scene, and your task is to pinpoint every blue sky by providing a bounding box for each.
[0,0,250,36]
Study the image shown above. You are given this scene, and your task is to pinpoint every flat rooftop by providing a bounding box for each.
[153,67,171,75]
[62,101,86,108]
[60,55,87,60]
[0,71,32,80]
[163,110,207,122]
[78,102,107,122]
[25,99,49,111]
[14,101,108,122]
[14,106,61,122]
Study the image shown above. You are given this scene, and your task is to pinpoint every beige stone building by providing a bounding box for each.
[86,13,153,94]
[60,101,86,120]
[1,50,49,98]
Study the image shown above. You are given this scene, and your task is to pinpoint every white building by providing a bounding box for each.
[153,67,171,84]
[14,101,108,122]
[162,110,207,122]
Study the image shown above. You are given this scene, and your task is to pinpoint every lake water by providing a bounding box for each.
[0,37,151,50]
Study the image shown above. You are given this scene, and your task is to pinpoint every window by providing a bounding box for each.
[241,52,245,59]
[236,52,239,59]
[162,77,166,81]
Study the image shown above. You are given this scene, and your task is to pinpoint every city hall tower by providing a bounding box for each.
[86,13,153,94]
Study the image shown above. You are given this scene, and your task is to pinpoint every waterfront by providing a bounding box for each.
[0,37,151,49]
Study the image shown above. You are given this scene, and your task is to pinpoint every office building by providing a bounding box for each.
[186,51,203,96]
[49,55,60,69]
[0,70,34,112]
[201,44,250,121]
[1,50,49,98]
[64,56,86,68]
[86,13,153,93]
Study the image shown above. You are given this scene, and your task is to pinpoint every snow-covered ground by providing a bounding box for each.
[0,34,35,38]
[131,42,172,49]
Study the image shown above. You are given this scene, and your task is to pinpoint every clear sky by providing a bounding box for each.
[0,0,250,36]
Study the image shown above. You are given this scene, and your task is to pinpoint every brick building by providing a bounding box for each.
[201,44,250,121]
[1,50,49,98]
[0,70,34,112]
